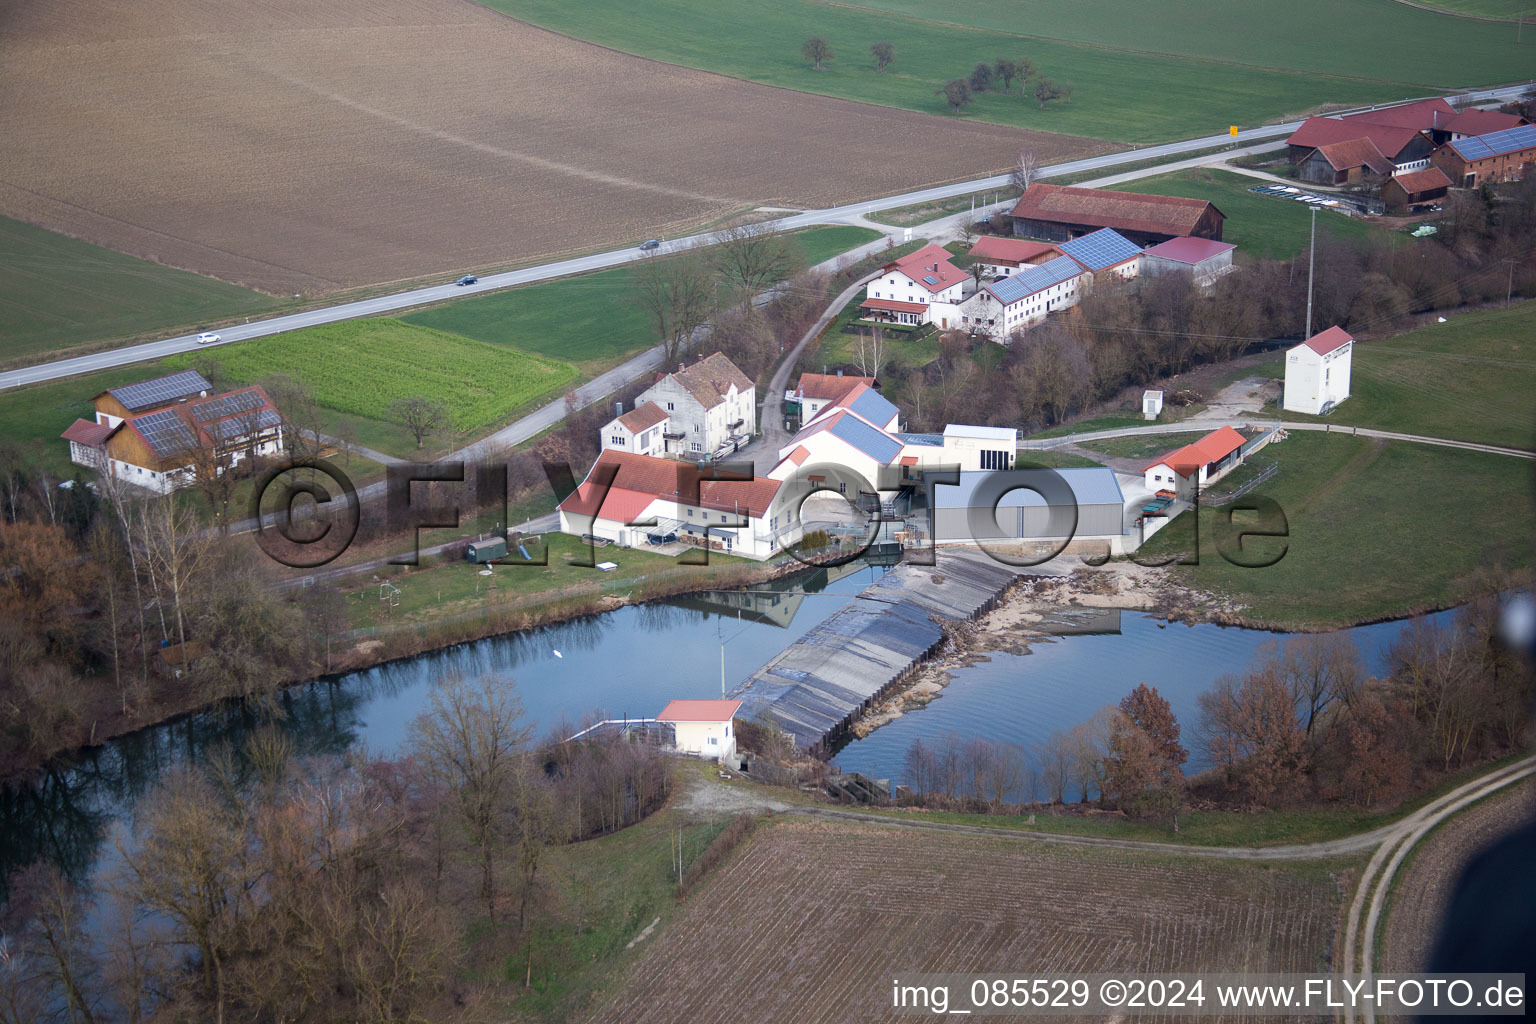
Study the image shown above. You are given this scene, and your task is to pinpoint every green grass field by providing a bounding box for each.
[1406,0,1530,17]
[0,216,279,364]
[405,226,881,369]
[1111,168,1382,259]
[1276,301,1536,449]
[165,319,578,437]
[1140,431,1534,627]
[484,0,1521,144]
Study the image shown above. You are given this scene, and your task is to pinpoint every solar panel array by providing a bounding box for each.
[191,390,264,422]
[922,274,940,285]
[208,409,281,441]
[846,388,899,428]
[109,370,212,412]
[132,408,198,458]
[1449,124,1536,162]
[829,413,904,465]
[1059,228,1142,271]
[990,255,1087,304]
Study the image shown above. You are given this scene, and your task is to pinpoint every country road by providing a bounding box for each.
[3,83,1528,392]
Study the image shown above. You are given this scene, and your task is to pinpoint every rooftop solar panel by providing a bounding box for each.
[191,390,264,422]
[132,408,198,458]
[922,275,940,285]
[1059,228,1142,271]
[209,409,281,441]
[847,388,899,427]
[1451,123,1536,161]
[828,414,903,464]
[109,371,212,412]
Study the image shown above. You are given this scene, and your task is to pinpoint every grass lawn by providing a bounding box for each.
[813,291,940,372]
[1079,432,1211,460]
[1279,301,1536,450]
[1138,431,1534,627]
[481,0,1504,145]
[0,365,180,477]
[166,319,578,437]
[1014,449,1105,469]
[1405,0,1529,15]
[404,226,880,371]
[1110,168,1383,260]
[1028,413,1151,439]
[0,216,280,365]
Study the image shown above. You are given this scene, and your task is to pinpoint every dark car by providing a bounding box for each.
[455,274,477,286]
[638,239,661,251]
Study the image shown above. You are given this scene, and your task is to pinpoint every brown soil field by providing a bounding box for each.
[0,0,1107,296]
[588,817,1340,1024]
[1380,778,1536,974]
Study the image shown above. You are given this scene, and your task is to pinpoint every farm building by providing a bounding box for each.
[1382,167,1452,212]
[1139,237,1237,287]
[1430,125,1536,188]
[1057,227,1143,281]
[1434,107,1529,144]
[955,254,1090,338]
[656,699,741,762]
[1297,138,1393,186]
[599,400,670,458]
[806,382,900,432]
[1142,426,1247,499]
[1285,99,1450,170]
[789,371,873,424]
[61,371,283,494]
[557,450,793,559]
[634,352,756,457]
[860,243,970,328]
[1283,326,1353,416]
[1009,183,1224,247]
[938,425,1015,471]
[967,237,1063,279]
[929,467,1126,546]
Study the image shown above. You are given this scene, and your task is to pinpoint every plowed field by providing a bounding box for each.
[0,0,1105,296]
[589,818,1340,1023]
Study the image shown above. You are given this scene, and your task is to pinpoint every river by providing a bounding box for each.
[0,562,1453,897]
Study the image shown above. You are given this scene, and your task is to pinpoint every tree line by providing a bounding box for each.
[799,39,1072,115]
[0,674,673,1024]
[898,598,1532,822]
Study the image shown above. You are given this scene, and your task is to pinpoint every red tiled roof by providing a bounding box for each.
[899,455,918,467]
[969,236,1061,265]
[1445,108,1528,137]
[1341,98,1455,132]
[1143,426,1245,476]
[788,445,811,466]
[657,699,742,723]
[557,451,782,520]
[617,401,669,433]
[556,483,658,524]
[882,243,965,294]
[1142,236,1236,265]
[1286,118,1427,160]
[860,297,929,314]
[1302,326,1353,356]
[1010,183,1220,238]
[661,352,753,410]
[796,372,873,402]
[1389,167,1452,195]
[1313,137,1393,175]
[61,418,113,445]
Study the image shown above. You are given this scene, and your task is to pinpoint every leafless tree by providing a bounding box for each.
[712,221,801,312]
[940,78,972,113]
[632,248,717,366]
[1009,149,1038,196]
[870,40,894,71]
[801,36,833,69]
[391,396,448,451]
[853,324,887,379]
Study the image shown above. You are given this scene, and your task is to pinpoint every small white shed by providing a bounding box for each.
[1142,390,1164,420]
[1283,326,1353,416]
[657,699,742,762]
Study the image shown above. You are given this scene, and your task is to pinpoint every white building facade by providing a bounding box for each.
[634,353,756,456]
[1283,327,1354,415]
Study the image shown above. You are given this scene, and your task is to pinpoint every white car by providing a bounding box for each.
[196,332,221,345]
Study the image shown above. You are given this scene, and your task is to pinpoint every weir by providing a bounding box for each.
[731,549,1026,755]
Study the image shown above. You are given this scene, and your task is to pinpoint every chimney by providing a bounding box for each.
[615,401,623,418]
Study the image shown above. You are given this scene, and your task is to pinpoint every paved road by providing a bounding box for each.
[4,83,1527,392]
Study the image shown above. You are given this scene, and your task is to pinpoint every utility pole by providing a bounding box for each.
[1506,257,1518,305]
[1305,205,1317,340]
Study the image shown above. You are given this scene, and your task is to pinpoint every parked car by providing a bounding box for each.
[196,332,220,345]
[455,274,477,286]
[638,239,661,251]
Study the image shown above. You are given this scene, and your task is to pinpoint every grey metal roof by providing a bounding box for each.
[1448,124,1536,161]
[929,467,1124,509]
[943,424,1016,442]
[131,408,198,458]
[108,370,211,412]
[829,413,903,464]
[897,432,944,447]
[846,387,900,427]
[1058,228,1142,271]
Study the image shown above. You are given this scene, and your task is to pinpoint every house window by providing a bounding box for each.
[687,509,694,517]
[610,435,625,446]
[707,736,718,746]
[666,402,674,410]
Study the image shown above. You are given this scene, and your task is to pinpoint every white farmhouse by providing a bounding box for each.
[657,699,741,761]
[791,371,874,425]
[1283,326,1353,415]
[599,401,670,457]
[635,352,756,456]
[956,254,1089,340]
[967,237,1065,279]
[859,243,970,328]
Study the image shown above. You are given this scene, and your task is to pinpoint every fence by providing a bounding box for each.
[1204,461,1279,507]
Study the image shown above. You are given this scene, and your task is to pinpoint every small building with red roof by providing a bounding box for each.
[861,242,971,328]
[1298,137,1394,186]
[1139,237,1237,288]
[791,370,873,424]
[1142,425,1249,498]
[598,400,671,458]
[1284,326,1354,416]
[1438,107,1529,144]
[656,699,742,761]
[1382,166,1452,213]
[967,236,1064,279]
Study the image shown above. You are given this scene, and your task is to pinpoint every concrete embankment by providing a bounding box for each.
[732,549,1029,754]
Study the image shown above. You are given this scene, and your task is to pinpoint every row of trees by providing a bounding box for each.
[899,601,1531,819]
[0,675,674,1024]
[797,39,1073,112]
